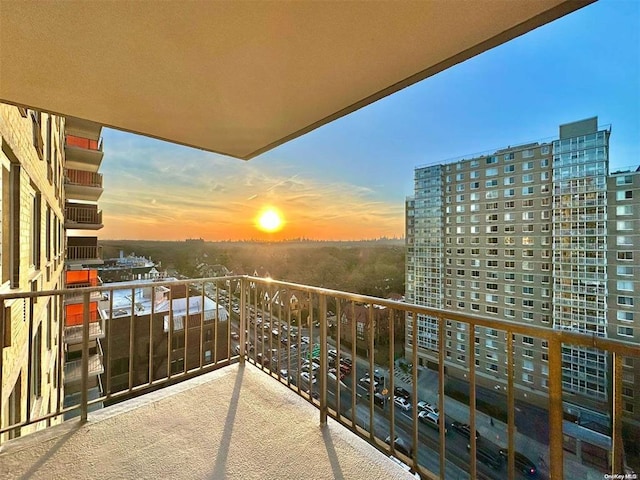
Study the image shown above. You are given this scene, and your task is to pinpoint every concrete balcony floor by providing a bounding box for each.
[0,363,415,480]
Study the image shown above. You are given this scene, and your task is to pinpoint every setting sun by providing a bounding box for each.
[256,208,284,233]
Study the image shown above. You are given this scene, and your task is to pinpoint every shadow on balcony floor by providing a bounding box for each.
[0,363,414,479]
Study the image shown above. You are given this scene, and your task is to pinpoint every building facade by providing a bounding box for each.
[0,104,67,441]
[406,117,638,425]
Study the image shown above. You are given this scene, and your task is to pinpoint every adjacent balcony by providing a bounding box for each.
[64,134,104,172]
[65,203,103,230]
[0,276,637,479]
[64,169,104,201]
[66,237,103,266]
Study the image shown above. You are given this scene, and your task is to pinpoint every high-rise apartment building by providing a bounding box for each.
[406,117,638,424]
[0,103,107,434]
[0,105,67,441]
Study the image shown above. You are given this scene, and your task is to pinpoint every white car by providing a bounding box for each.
[394,396,411,411]
[301,371,316,384]
[417,401,439,415]
[419,411,447,433]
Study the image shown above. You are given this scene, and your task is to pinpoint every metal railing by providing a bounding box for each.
[65,169,103,188]
[66,245,102,261]
[0,275,638,480]
[65,205,102,226]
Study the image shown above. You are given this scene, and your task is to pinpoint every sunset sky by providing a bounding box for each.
[99,1,639,242]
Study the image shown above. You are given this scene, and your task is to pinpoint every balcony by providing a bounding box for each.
[64,135,104,172]
[66,237,103,266]
[64,169,104,201]
[65,203,103,230]
[0,277,638,479]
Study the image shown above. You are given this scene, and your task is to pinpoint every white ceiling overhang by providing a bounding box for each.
[0,1,593,160]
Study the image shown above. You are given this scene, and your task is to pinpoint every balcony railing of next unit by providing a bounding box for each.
[0,276,638,479]
[65,169,103,189]
[66,245,102,261]
[65,204,103,227]
[65,135,103,152]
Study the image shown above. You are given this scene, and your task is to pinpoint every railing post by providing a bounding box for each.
[548,334,564,479]
[81,291,90,422]
[319,294,328,427]
[238,278,246,366]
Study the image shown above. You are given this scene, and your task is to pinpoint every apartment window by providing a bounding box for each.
[523,287,534,295]
[504,225,515,233]
[31,110,44,160]
[504,309,514,318]
[486,294,498,302]
[471,304,480,312]
[523,349,533,358]
[504,176,515,185]
[522,225,534,233]
[523,300,534,309]
[486,225,498,234]
[456,173,464,181]
[487,260,498,268]
[487,248,498,256]
[470,171,479,179]
[470,237,479,245]
[523,360,534,372]
[616,190,633,200]
[486,168,498,177]
[487,237,498,245]
[471,160,479,167]
[505,297,515,305]
[470,204,480,212]
[486,283,498,291]
[486,306,498,314]
[470,192,480,201]
[504,188,515,198]
[487,156,498,164]
[32,325,42,398]
[541,197,550,206]
[540,171,550,181]
[618,326,633,337]
[523,161,534,170]
[470,182,479,189]
[541,146,550,155]
[522,186,534,195]
[617,236,633,246]
[456,194,465,202]
[522,336,534,346]
[486,271,498,279]
[485,190,498,199]
[523,274,534,282]
[504,164,515,173]
[522,149,534,158]
[486,180,498,188]
[617,205,633,216]
[470,226,479,234]
[618,296,634,306]
[617,266,633,276]
[523,237,534,246]
[618,251,633,261]
[503,153,513,161]
[522,249,534,258]
[617,311,633,322]
[617,220,633,231]
[616,175,633,185]
[504,237,514,245]
[30,191,42,268]
[457,269,465,276]
[486,202,498,210]
[457,184,465,192]
[522,174,534,183]
[617,281,634,292]
[471,248,479,255]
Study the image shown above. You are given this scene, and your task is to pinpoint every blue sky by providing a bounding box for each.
[100,0,639,241]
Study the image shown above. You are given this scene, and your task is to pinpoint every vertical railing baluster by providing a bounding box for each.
[81,291,90,422]
[507,330,515,479]
[199,282,204,368]
[368,303,375,441]
[0,297,5,445]
[214,281,220,365]
[149,286,154,385]
[388,307,395,454]
[238,278,246,366]
[437,315,446,478]
[335,299,341,419]
[548,334,564,479]
[106,289,113,395]
[410,308,418,470]
[350,301,357,431]
[26,298,33,425]
[468,322,477,480]
[167,286,173,379]
[319,294,328,426]
[611,352,624,474]
[56,293,64,415]
[128,288,135,391]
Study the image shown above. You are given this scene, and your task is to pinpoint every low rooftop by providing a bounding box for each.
[0,363,414,480]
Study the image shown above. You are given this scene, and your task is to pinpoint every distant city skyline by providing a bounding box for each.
[99,0,639,241]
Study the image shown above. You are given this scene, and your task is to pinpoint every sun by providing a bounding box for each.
[256,208,284,233]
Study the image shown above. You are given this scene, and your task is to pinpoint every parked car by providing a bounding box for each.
[339,362,352,375]
[328,368,344,381]
[394,386,411,400]
[230,331,240,340]
[393,396,411,411]
[359,377,379,391]
[498,449,537,476]
[416,401,439,415]
[419,411,447,433]
[451,421,480,440]
[384,435,412,457]
[301,371,316,384]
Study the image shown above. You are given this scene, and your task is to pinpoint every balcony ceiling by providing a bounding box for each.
[0,1,592,160]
